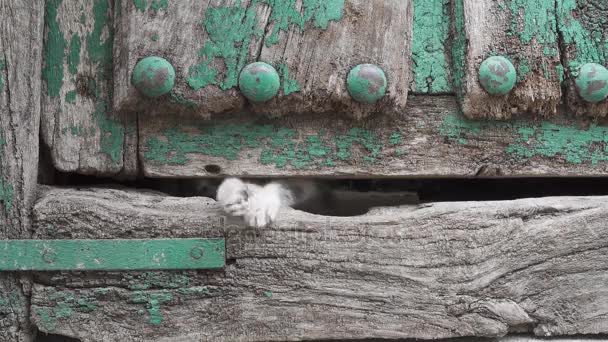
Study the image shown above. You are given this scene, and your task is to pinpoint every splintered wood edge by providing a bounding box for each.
[29,186,608,340]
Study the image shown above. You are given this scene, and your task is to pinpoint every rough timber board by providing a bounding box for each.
[114,1,411,120]
[41,0,136,176]
[140,95,608,178]
[453,0,562,119]
[556,0,608,117]
[0,1,44,340]
[113,0,270,117]
[254,0,412,120]
[0,239,225,271]
[30,187,608,340]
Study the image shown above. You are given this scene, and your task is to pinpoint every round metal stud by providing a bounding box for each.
[131,56,176,98]
[575,63,608,103]
[190,247,205,260]
[346,64,387,104]
[238,62,280,103]
[478,56,517,96]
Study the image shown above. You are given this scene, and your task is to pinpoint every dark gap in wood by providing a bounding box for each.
[45,171,608,210]
[34,332,81,342]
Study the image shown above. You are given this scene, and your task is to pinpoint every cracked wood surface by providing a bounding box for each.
[29,186,608,341]
[114,0,412,121]
[41,0,137,176]
[454,0,562,119]
[0,1,44,341]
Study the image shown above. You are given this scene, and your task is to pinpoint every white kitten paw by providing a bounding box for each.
[244,187,282,228]
[217,178,250,217]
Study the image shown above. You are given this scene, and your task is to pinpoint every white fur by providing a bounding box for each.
[217,178,293,228]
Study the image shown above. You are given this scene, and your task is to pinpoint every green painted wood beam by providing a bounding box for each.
[0,239,225,271]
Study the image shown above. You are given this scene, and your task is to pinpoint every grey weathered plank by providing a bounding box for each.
[556,0,608,116]
[0,0,44,341]
[114,1,411,120]
[41,0,136,176]
[255,0,412,120]
[30,187,608,341]
[139,95,608,178]
[453,0,562,119]
[113,0,270,117]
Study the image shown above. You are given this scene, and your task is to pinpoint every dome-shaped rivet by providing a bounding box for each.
[575,63,608,103]
[238,62,280,103]
[131,56,176,98]
[479,56,517,96]
[347,64,387,104]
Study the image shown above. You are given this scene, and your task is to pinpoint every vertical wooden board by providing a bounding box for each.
[41,0,135,176]
[0,0,43,340]
[113,0,272,117]
[410,0,452,94]
[256,0,412,120]
[556,0,608,116]
[453,0,562,119]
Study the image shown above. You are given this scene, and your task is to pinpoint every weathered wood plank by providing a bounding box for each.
[114,1,411,120]
[453,0,562,119]
[556,0,608,116]
[0,239,225,271]
[139,95,608,178]
[113,0,271,117]
[0,1,44,340]
[41,0,136,176]
[255,0,412,120]
[30,187,608,341]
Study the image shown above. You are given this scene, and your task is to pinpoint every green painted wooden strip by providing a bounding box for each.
[0,239,224,271]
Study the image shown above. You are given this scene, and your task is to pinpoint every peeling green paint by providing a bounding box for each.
[134,0,168,12]
[133,0,147,12]
[42,0,67,97]
[87,0,125,163]
[262,0,344,46]
[517,58,531,82]
[187,0,344,91]
[411,0,451,93]
[151,34,159,41]
[68,34,82,75]
[506,0,557,44]
[130,291,173,326]
[65,90,77,104]
[145,123,399,169]
[150,0,168,12]
[389,133,402,146]
[278,63,301,95]
[440,112,608,165]
[556,0,608,73]
[33,291,101,332]
[263,291,273,298]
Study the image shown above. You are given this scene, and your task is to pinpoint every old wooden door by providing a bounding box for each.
[3,0,608,341]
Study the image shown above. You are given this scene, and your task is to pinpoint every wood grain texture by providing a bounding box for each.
[453,0,562,119]
[30,187,608,341]
[556,0,608,117]
[114,0,411,120]
[255,0,412,120]
[41,0,136,176]
[0,0,44,340]
[140,95,608,178]
[113,0,271,117]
